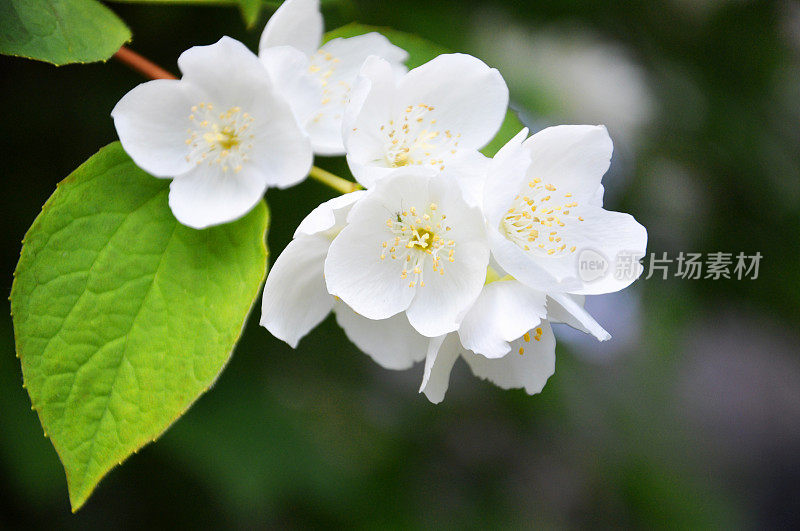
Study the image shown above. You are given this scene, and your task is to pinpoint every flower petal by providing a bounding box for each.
[245,89,313,189]
[168,163,267,229]
[547,292,610,341]
[419,334,461,404]
[334,303,427,370]
[590,184,605,207]
[462,320,556,395]
[111,79,201,178]
[458,280,547,359]
[441,150,490,209]
[405,174,490,337]
[397,53,509,149]
[178,37,273,106]
[551,206,647,295]
[546,293,585,327]
[260,45,322,126]
[258,0,322,57]
[305,33,408,155]
[483,128,531,228]
[523,125,613,199]
[488,228,576,292]
[295,190,366,237]
[321,33,408,72]
[344,56,402,188]
[260,235,333,347]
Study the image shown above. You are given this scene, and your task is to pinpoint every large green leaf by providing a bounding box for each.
[10,142,269,511]
[0,0,131,65]
[324,23,525,157]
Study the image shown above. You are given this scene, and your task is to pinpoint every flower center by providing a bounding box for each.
[185,103,254,173]
[380,203,456,288]
[378,104,461,170]
[501,178,583,257]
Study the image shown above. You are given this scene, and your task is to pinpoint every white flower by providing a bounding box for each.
[324,171,490,338]
[112,37,312,229]
[418,274,616,403]
[419,277,556,404]
[260,191,427,370]
[342,53,509,194]
[259,0,408,155]
[484,126,647,295]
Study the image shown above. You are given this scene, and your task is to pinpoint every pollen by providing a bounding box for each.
[501,177,584,258]
[380,202,455,289]
[379,103,460,169]
[306,49,351,124]
[185,103,253,172]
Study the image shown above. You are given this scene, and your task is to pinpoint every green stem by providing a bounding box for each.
[308,166,363,194]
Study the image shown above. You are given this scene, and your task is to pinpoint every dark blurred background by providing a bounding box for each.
[2,0,800,527]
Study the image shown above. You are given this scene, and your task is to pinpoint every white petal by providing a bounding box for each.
[441,150,490,208]
[344,56,400,188]
[397,53,509,150]
[524,125,613,199]
[246,89,314,189]
[483,128,531,228]
[547,293,610,341]
[334,303,427,370]
[168,163,267,229]
[295,190,366,237]
[260,45,321,126]
[546,293,585,326]
[345,158,400,190]
[260,235,333,347]
[111,79,201,177]
[405,174,490,337]
[178,37,273,106]
[258,0,322,57]
[488,228,577,292]
[590,184,605,207]
[552,206,648,295]
[305,33,408,155]
[419,334,462,404]
[462,320,556,395]
[321,33,408,71]
[458,280,547,359]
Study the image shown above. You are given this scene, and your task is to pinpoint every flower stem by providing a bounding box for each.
[113,46,177,80]
[308,166,363,194]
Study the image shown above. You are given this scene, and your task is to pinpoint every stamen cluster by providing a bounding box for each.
[185,103,255,173]
[381,203,456,287]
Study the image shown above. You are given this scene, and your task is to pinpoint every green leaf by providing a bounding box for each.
[9,142,269,511]
[0,0,131,65]
[323,23,525,156]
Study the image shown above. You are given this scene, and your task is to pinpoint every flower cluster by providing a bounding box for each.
[112,0,647,402]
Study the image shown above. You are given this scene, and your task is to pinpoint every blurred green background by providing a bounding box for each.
[2,0,800,527]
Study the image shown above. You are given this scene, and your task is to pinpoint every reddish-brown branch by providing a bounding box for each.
[113,46,177,80]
